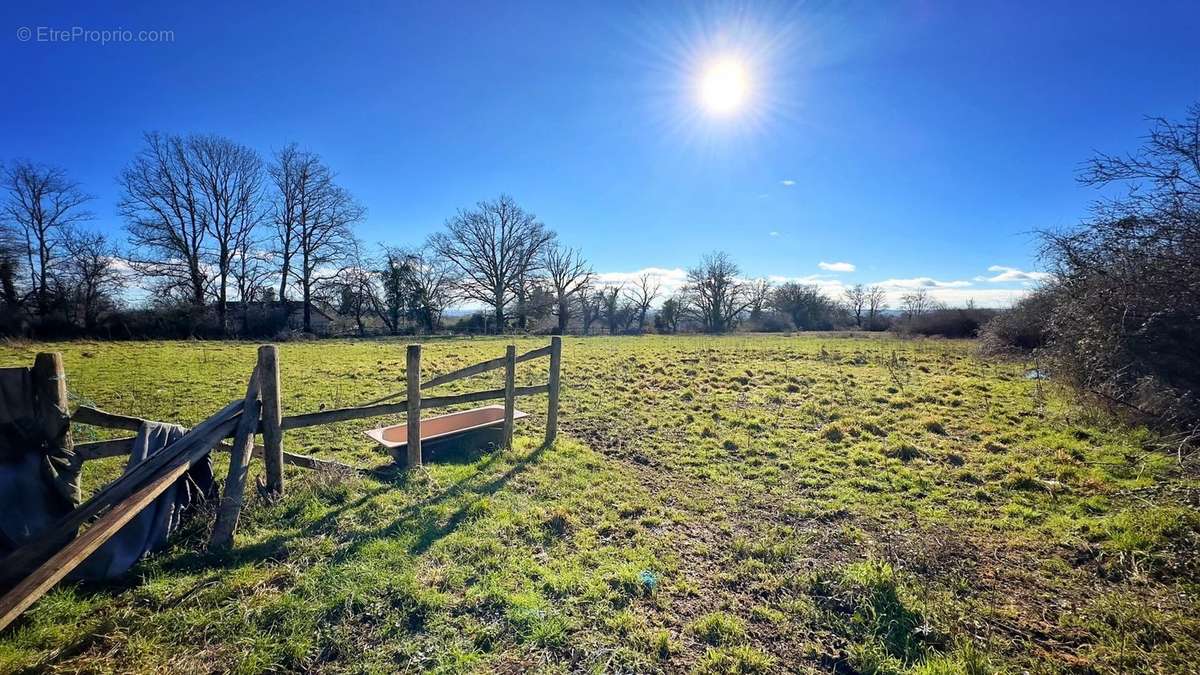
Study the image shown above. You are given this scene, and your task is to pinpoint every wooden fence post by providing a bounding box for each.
[209,366,262,549]
[545,336,562,446]
[32,352,77,505]
[258,345,285,495]
[406,344,422,467]
[502,344,516,449]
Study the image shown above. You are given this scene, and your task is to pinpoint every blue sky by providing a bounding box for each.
[2,1,1198,307]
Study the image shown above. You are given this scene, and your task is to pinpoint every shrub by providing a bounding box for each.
[1031,103,1200,435]
[978,285,1058,355]
[903,307,998,338]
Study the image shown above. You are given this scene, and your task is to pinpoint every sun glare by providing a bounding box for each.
[698,57,750,115]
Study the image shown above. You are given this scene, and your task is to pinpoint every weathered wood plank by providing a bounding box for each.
[545,336,562,446]
[415,343,555,391]
[74,437,136,460]
[209,368,262,549]
[280,385,549,429]
[405,344,422,467]
[258,345,285,495]
[71,405,145,432]
[503,345,516,449]
[74,437,357,473]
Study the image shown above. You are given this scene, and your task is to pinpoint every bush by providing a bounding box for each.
[902,307,998,338]
[742,312,792,333]
[978,286,1058,355]
[990,102,1200,436]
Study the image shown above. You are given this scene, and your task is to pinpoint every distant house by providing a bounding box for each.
[283,300,336,333]
[225,300,338,335]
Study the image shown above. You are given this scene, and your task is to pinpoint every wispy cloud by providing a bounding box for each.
[978,265,1051,283]
[877,277,972,289]
[780,179,795,186]
[769,231,780,237]
[818,261,855,273]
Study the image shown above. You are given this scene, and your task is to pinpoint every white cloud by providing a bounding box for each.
[818,261,855,273]
[876,277,972,289]
[769,231,780,237]
[780,179,795,186]
[979,265,1051,283]
[907,287,1030,308]
[593,267,688,297]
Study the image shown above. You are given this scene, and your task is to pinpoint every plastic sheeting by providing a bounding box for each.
[0,416,217,580]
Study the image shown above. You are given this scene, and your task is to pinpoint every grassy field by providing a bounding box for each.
[0,335,1197,673]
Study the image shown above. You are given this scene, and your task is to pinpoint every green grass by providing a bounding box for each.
[0,334,1197,673]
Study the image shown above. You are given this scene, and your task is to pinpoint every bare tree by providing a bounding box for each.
[293,182,363,333]
[264,146,364,332]
[2,161,94,316]
[511,270,553,331]
[61,228,125,331]
[120,132,210,308]
[900,287,934,319]
[430,195,555,333]
[746,277,773,322]
[843,284,867,327]
[232,241,273,334]
[329,239,380,337]
[683,251,752,333]
[1035,102,1200,430]
[866,286,887,326]
[544,244,593,334]
[624,273,661,333]
[190,135,264,333]
[269,144,321,305]
[0,222,21,314]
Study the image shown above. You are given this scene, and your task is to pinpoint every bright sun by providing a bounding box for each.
[698,56,750,115]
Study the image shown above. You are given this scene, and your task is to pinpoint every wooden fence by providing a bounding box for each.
[0,336,563,631]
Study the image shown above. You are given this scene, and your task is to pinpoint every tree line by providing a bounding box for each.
[1,130,976,339]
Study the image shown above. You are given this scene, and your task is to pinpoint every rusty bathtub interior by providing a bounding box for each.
[364,404,528,457]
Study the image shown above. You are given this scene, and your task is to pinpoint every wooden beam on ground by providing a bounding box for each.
[405,344,422,467]
[545,336,562,446]
[256,447,357,473]
[258,345,285,495]
[502,345,516,449]
[209,367,262,549]
[0,399,243,588]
